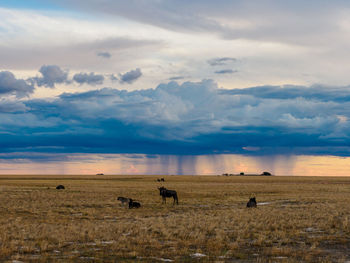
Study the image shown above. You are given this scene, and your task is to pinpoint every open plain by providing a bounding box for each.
[0,175,350,262]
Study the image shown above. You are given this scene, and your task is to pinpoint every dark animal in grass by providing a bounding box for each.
[117,196,130,206]
[158,186,178,205]
[160,178,165,182]
[157,178,161,182]
[128,199,141,209]
[247,197,257,208]
[56,185,65,190]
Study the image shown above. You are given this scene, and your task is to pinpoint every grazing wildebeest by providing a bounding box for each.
[247,197,257,208]
[56,185,65,190]
[160,178,165,182]
[158,186,178,205]
[157,178,161,182]
[117,196,130,206]
[128,199,141,209]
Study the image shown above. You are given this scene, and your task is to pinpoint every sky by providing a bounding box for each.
[1,0,350,175]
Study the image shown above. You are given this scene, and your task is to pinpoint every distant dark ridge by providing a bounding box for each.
[221,173,273,176]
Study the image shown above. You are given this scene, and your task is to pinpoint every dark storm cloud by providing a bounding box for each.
[0,71,34,98]
[208,57,237,66]
[220,85,350,102]
[214,69,237,74]
[119,68,142,84]
[2,80,350,159]
[33,65,69,88]
[73,72,104,85]
[0,100,27,113]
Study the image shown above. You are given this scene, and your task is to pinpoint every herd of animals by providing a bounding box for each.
[55,177,257,209]
[116,186,179,208]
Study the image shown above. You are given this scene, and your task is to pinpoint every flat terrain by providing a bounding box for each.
[1,175,350,262]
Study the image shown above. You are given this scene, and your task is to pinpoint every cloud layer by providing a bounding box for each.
[1,80,350,158]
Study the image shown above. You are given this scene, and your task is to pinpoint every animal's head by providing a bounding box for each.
[117,197,122,201]
[158,186,166,194]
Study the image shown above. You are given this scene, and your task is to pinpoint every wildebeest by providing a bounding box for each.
[160,178,165,182]
[247,197,257,208]
[117,196,130,206]
[158,186,178,205]
[56,185,65,190]
[128,199,141,209]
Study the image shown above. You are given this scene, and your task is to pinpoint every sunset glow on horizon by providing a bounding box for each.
[0,154,349,176]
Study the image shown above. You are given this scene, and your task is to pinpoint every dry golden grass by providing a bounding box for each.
[1,175,350,262]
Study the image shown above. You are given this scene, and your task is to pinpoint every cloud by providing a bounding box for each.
[47,1,350,47]
[1,80,350,158]
[119,68,142,84]
[73,72,104,85]
[0,71,34,98]
[97,51,112,58]
[208,57,237,66]
[109,74,119,82]
[214,69,237,74]
[220,85,350,102]
[0,100,28,113]
[33,65,69,88]
[169,76,186,81]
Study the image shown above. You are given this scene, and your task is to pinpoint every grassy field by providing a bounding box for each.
[1,175,350,262]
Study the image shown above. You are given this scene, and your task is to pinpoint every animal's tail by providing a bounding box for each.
[175,193,179,205]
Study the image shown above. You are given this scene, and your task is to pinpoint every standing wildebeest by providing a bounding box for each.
[117,196,130,206]
[56,185,65,190]
[128,199,141,209]
[160,178,165,182]
[158,187,178,205]
[247,197,257,208]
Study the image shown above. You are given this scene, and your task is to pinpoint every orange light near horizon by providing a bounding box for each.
[0,154,349,176]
